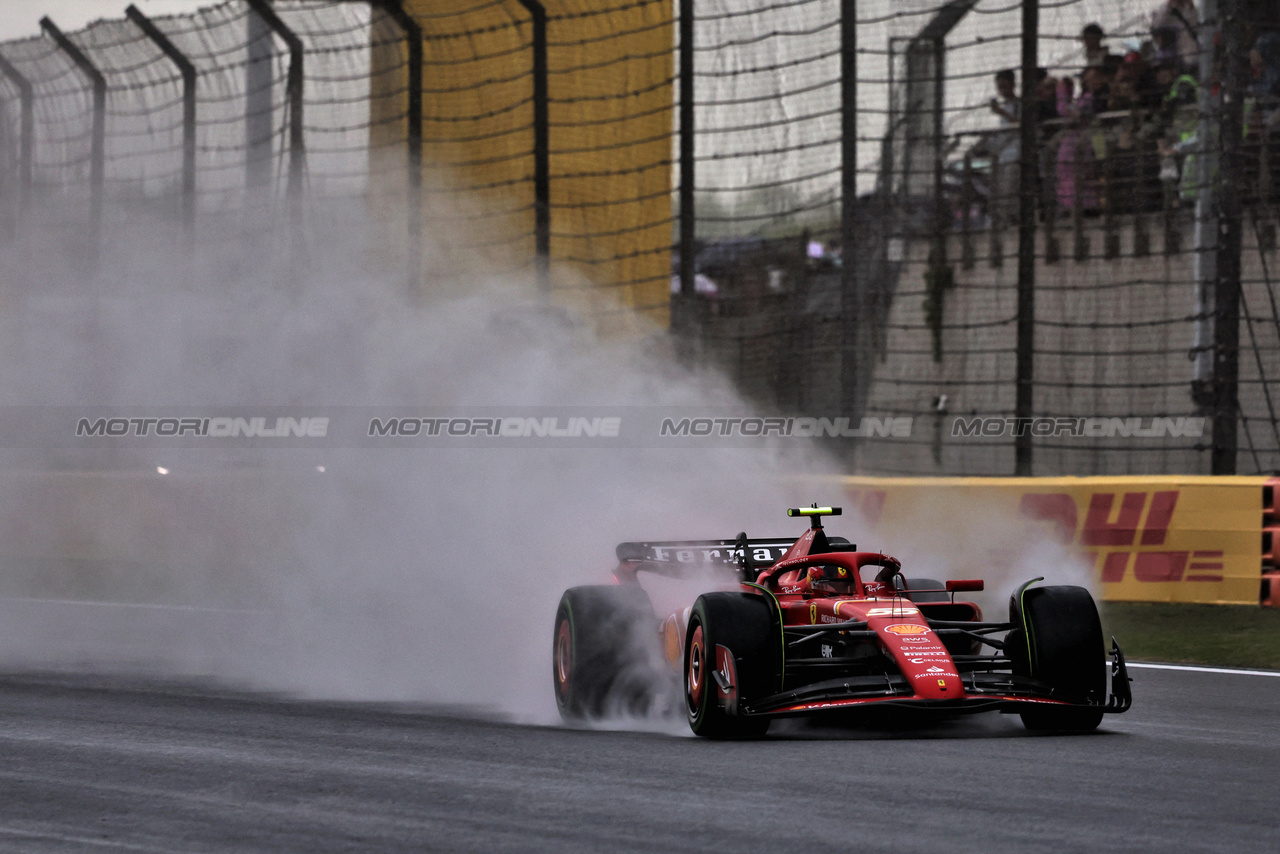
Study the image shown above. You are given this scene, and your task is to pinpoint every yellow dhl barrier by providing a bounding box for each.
[827,476,1270,606]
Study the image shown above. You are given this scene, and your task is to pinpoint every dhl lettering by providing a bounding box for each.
[1019,493,1077,544]
[1133,552,1188,582]
[1082,492,1147,546]
[1187,550,1225,581]
[1096,552,1129,583]
[843,488,887,528]
[1141,492,1179,545]
[1021,490,1193,584]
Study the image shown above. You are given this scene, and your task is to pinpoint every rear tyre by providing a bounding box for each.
[684,593,777,739]
[1008,584,1106,732]
[553,585,664,722]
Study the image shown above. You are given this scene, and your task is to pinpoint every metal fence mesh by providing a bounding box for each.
[0,0,1277,475]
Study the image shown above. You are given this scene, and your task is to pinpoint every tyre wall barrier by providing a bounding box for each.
[829,476,1274,606]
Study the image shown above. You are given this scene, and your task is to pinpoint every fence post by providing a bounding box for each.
[1014,0,1038,476]
[245,0,305,226]
[245,4,272,191]
[1044,142,1060,263]
[1103,146,1119,259]
[839,0,860,421]
[960,152,974,269]
[40,17,105,240]
[377,1,423,293]
[988,155,1003,267]
[125,5,196,238]
[1261,144,1277,252]
[1072,160,1087,261]
[0,49,34,214]
[1212,0,1246,475]
[1190,0,1218,403]
[674,0,696,330]
[516,0,550,295]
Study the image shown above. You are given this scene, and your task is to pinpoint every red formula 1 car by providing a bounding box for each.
[553,506,1131,737]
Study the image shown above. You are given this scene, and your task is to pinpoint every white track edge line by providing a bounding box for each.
[1127,662,1280,678]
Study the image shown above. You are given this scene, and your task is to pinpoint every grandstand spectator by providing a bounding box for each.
[1109,54,1164,212]
[990,70,1023,216]
[989,69,1020,125]
[1251,31,1280,101]
[1150,0,1200,70]
[1033,70,1062,213]
[1111,51,1161,111]
[1132,52,1168,109]
[1152,25,1185,71]
[1035,68,1060,125]
[1056,71,1103,211]
[1155,60,1199,117]
[1082,64,1113,113]
[1081,23,1112,68]
[1250,31,1280,150]
[1153,62,1202,201]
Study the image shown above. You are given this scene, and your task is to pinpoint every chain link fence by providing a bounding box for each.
[0,0,1277,475]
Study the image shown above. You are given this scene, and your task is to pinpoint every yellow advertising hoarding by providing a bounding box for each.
[369,1,674,329]
[835,476,1266,605]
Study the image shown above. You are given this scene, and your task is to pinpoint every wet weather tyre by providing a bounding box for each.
[1009,584,1106,732]
[684,593,778,739]
[553,586,662,722]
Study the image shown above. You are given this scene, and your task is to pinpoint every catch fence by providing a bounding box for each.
[0,0,1277,475]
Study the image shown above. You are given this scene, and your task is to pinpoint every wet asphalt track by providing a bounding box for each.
[0,666,1275,853]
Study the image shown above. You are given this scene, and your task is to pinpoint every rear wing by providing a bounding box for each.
[615,534,853,579]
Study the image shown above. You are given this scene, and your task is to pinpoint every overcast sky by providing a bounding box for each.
[0,1,210,43]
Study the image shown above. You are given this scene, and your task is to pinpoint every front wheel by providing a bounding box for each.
[684,593,777,739]
[1009,583,1106,733]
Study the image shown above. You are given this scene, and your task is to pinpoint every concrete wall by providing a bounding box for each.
[859,218,1280,476]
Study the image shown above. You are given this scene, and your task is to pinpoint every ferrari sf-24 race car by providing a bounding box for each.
[553,506,1131,737]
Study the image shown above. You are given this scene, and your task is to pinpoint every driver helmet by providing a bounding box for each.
[807,564,857,594]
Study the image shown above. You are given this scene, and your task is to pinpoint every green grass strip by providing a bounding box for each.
[1102,602,1280,670]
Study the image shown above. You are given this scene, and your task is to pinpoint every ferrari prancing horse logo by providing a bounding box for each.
[810,602,818,624]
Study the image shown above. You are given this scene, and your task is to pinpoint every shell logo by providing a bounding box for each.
[883,624,931,635]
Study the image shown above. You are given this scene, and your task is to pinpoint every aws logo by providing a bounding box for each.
[1020,491,1223,583]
